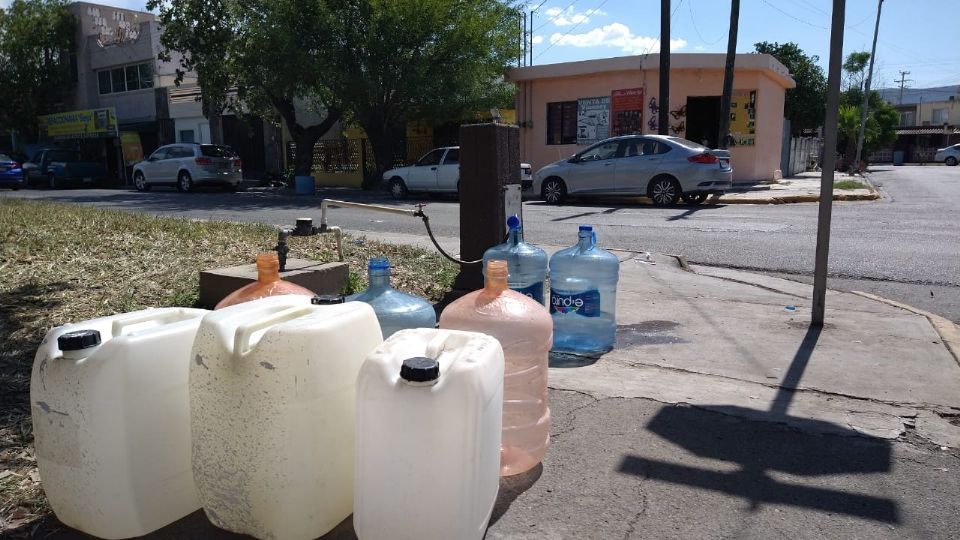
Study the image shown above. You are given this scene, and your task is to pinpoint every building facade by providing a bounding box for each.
[879,85,959,162]
[506,53,795,182]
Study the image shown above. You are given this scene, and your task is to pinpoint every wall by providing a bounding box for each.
[517,67,787,182]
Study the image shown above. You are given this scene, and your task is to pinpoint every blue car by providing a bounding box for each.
[0,153,25,190]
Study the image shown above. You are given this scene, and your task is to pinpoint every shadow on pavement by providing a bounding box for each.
[489,463,543,526]
[617,324,899,523]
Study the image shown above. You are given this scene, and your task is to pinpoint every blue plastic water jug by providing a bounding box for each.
[482,215,548,303]
[347,258,437,337]
[548,225,619,355]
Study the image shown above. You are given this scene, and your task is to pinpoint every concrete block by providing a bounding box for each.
[198,258,349,308]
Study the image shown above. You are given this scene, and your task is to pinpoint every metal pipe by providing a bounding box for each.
[319,198,418,228]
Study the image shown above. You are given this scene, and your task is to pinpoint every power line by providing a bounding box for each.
[760,0,828,29]
[532,0,578,33]
[642,0,685,56]
[535,0,613,59]
[687,0,726,46]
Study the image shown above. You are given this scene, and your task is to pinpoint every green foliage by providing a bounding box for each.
[0,0,75,137]
[754,41,826,135]
[318,0,520,182]
[836,92,898,159]
[147,0,342,175]
[842,51,871,92]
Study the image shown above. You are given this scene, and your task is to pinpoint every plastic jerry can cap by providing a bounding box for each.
[58,329,101,351]
[311,295,345,305]
[400,357,440,382]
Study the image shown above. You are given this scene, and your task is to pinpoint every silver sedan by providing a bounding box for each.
[532,135,733,206]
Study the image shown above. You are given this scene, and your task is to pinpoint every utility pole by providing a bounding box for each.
[659,0,670,135]
[718,0,740,149]
[896,70,911,104]
[853,0,883,172]
[812,0,846,327]
[529,10,534,66]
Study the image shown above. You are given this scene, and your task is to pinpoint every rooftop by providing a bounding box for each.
[878,85,959,106]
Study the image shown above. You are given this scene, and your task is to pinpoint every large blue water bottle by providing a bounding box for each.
[482,215,548,304]
[549,225,619,355]
[348,258,437,337]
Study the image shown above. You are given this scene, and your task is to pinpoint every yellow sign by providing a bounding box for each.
[728,91,757,146]
[120,131,144,164]
[39,108,118,139]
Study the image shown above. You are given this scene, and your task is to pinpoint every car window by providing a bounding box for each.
[151,148,169,160]
[200,145,237,158]
[578,141,620,161]
[666,137,706,150]
[442,148,459,165]
[175,146,196,159]
[0,154,11,162]
[48,150,79,162]
[30,152,42,162]
[417,149,445,166]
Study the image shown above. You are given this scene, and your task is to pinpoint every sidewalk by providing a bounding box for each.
[27,239,960,539]
[722,171,880,204]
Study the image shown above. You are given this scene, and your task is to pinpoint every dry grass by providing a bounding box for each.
[0,197,456,533]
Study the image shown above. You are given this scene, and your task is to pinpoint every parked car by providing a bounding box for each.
[532,134,733,206]
[934,144,959,166]
[382,146,534,199]
[132,143,242,192]
[0,153,25,190]
[23,148,110,189]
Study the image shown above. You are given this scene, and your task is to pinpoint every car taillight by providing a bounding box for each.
[688,153,718,164]
[195,157,212,165]
[233,159,242,168]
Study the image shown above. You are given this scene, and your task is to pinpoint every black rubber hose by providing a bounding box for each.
[416,212,483,265]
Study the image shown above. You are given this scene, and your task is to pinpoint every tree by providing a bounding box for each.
[319,0,518,187]
[0,0,75,139]
[842,51,871,92]
[147,0,341,176]
[754,41,826,135]
[836,93,897,166]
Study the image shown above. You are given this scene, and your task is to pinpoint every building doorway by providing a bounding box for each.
[686,96,721,148]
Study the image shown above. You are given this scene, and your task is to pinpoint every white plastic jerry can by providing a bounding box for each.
[30,307,208,540]
[190,295,383,540]
[354,328,505,540]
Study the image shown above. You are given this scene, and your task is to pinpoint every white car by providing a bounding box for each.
[934,144,959,166]
[133,143,243,192]
[383,146,533,199]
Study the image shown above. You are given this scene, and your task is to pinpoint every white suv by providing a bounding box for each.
[382,146,533,199]
[133,144,243,192]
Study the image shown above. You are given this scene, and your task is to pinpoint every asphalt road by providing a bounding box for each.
[3,164,958,321]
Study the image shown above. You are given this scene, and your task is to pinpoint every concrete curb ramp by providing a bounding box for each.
[718,191,881,205]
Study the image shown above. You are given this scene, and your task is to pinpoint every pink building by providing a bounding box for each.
[507,53,796,182]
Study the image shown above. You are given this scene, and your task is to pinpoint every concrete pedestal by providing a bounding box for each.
[198,258,349,308]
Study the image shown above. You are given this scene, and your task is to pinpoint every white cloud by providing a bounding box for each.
[532,35,544,45]
[549,22,687,54]
[543,6,607,27]
[694,45,705,51]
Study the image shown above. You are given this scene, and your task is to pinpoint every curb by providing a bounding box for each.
[719,192,881,205]
[850,291,960,367]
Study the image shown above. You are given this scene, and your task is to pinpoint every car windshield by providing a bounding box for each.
[666,137,707,150]
[200,145,237,158]
[0,154,12,162]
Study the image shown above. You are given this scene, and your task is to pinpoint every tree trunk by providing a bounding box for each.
[271,94,340,178]
[361,121,398,190]
[293,129,323,177]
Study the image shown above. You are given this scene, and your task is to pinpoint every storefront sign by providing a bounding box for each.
[729,90,757,146]
[120,132,144,164]
[610,88,644,136]
[39,108,118,140]
[577,97,610,145]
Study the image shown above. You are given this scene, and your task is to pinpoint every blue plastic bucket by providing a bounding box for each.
[294,175,315,195]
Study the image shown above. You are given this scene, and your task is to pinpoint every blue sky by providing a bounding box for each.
[5,0,956,89]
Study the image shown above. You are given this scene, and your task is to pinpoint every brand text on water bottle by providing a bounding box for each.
[550,290,601,317]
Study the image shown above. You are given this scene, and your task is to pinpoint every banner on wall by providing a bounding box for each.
[120,131,144,164]
[576,96,610,144]
[39,108,118,140]
[729,90,757,146]
[610,88,644,136]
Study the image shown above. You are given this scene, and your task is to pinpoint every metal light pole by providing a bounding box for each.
[853,0,883,171]
[812,0,847,326]
[659,0,670,135]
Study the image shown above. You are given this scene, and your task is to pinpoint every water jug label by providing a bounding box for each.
[513,282,544,303]
[550,289,601,317]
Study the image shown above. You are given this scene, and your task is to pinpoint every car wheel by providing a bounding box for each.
[648,175,681,206]
[47,172,57,190]
[681,193,708,205]
[177,171,194,193]
[389,177,408,200]
[134,172,150,192]
[541,177,567,204]
[947,156,958,166]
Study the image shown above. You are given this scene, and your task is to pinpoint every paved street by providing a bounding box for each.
[3,165,958,321]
